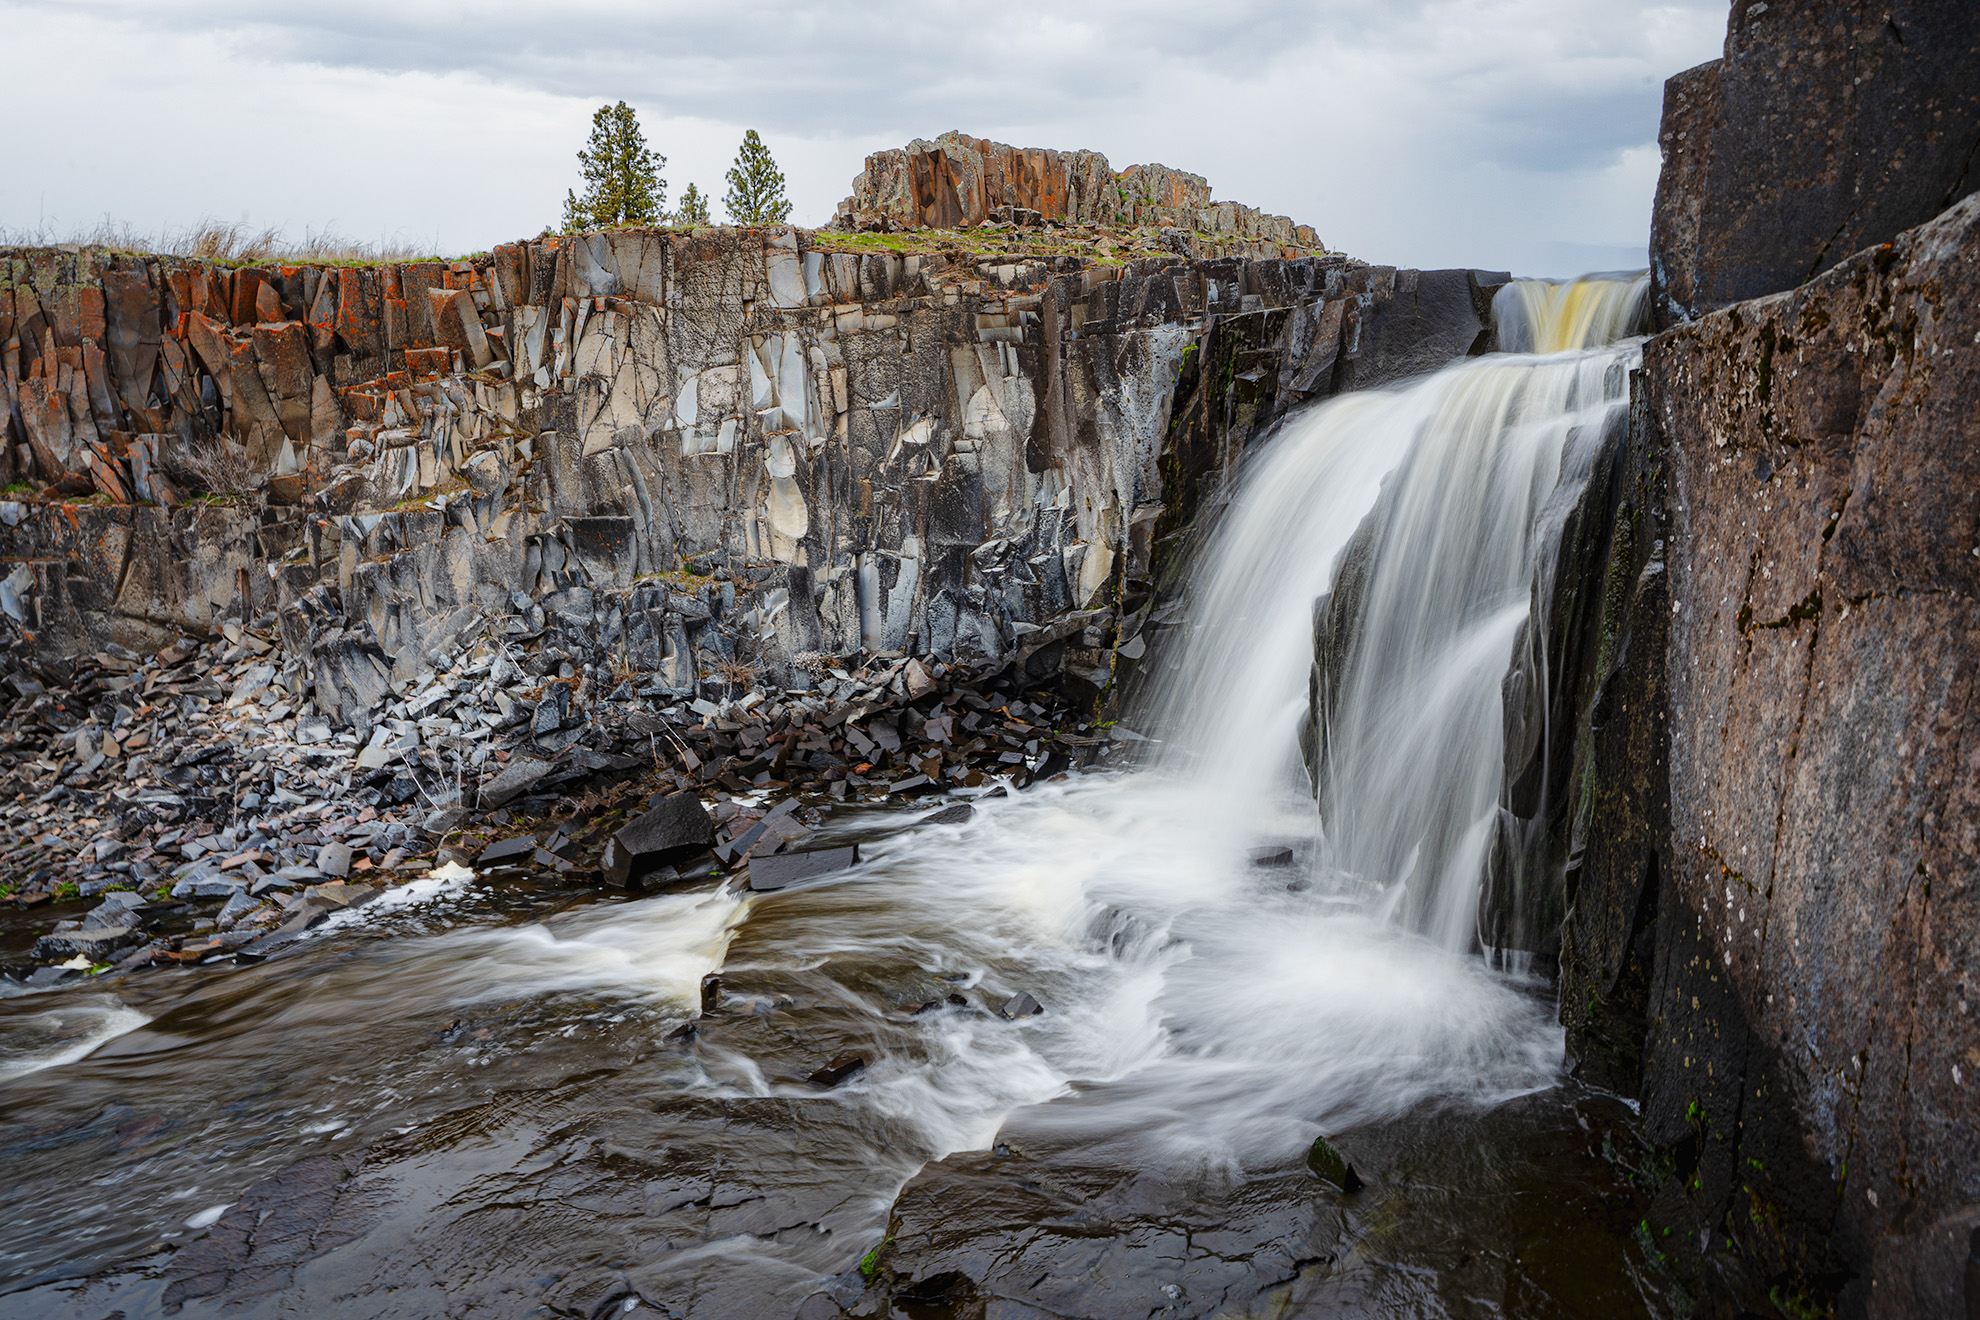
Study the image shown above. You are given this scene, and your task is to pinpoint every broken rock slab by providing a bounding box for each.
[478,757,555,809]
[477,834,539,866]
[240,907,329,956]
[746,845,861,893]
[1305,1135,1364,1193]
[302,881,379,911]
[807,1052,866,1087]
[999,992,1043,1019]
[32,925,140,962]
[172,875,246,900]
[601,792,715,887]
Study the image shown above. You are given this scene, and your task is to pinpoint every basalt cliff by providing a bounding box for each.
[0,167,1507,910]
[0,220,1495,709]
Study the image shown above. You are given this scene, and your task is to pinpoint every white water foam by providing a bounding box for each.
[439,883,750,1009]
[0,996,151,1081]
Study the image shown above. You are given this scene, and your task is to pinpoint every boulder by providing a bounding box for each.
[172,875,246,900]
[807,1052,866,1087]
[605,793,715,885]
[998,992,1042,1020]
[33,925,139,962]
[477,757,554,809]
[302,881,379,911]
[215,890,263,927]
[476,835,538,865]
[1304,1136,1363,1193]
[241,905,330,955]
[80,891,145,929]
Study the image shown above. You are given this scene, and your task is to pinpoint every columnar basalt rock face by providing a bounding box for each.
[1648,1,1980,326]
[837,131,1321,249]
[0,226,1500,734]
[1569,195,1980,1317]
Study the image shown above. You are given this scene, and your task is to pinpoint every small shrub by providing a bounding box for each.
[0,215,444,264]
[173,437,260,497]
[712,657,759,689]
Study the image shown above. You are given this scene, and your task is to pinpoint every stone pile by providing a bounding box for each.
[0,578,1137,980]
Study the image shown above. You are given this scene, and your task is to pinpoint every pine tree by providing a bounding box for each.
[561,101,666,232]
[674,182,710,226]
[722,130,793,226]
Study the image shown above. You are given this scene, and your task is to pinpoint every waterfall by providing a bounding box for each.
[1492,274,1650,354]
[1148,274,1648,955]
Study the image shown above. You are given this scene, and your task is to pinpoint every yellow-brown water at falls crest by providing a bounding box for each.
[0,277,1682,1319]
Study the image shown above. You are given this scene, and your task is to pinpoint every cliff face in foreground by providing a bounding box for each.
[1567,192,1980,1320]
[1559,5,1980,1314]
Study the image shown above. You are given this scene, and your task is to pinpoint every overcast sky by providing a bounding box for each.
[0,0,1728,277]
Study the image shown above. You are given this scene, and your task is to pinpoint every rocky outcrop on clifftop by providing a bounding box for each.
[836,131,1320,249]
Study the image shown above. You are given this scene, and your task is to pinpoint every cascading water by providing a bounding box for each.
[0,275,1663,1319]
[1494,274,1651,354]
[1148,272,1649,955]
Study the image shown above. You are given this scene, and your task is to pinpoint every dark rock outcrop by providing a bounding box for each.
[1649,1,1980,326]
[603,790,716,886]
[746,844,859,893]
[1569,192,1980,1317]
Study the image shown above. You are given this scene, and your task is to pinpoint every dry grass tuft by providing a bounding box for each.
[0,215,450,265]
[711,657,760,689]
[172,437,261,496]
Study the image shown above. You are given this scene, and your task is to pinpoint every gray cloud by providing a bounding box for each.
[4,0,1730,276]
[46,0,1714,167]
